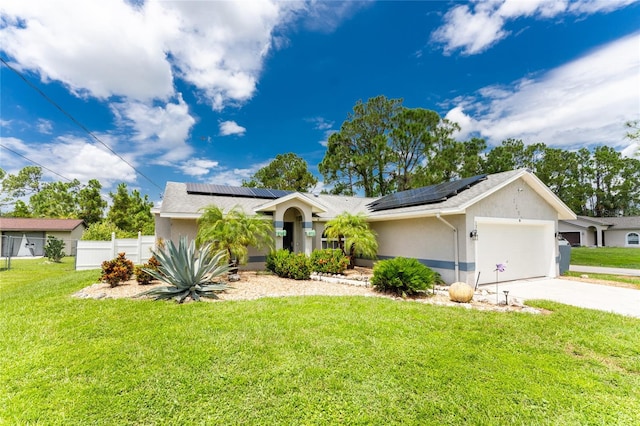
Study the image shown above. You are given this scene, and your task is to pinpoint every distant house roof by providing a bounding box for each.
[561,215,640,230]
[158,169,576,221]
[602,216,640,230]
[0,218,86,232]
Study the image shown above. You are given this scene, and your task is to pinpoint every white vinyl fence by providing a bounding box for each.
[76,232,155,270]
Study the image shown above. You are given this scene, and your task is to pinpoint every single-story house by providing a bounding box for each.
[559,216,640,248]
[0,218,86,257]
[153,169,576,286]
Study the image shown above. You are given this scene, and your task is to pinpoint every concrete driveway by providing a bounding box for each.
[486,278,640,318]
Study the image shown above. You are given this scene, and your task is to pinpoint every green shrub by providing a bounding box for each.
[287,253,312,280]
[82,221,133,240]
[310,249,349,274]
[135,255,160,285]
[266,249,290,275]
[44,236,65,262]
[370,257,437,296]
[266,249,311,280]
[101,252,134,287]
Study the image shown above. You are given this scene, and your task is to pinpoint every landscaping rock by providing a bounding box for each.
[449,282,474,303]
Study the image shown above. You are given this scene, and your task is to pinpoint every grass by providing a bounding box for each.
[563,271,640,289]
[570,247,640,269]
[1,259,640,424]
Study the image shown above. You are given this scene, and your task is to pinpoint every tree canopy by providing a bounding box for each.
[319,97,639,217]
[243,153,317,192]
[319,96,479,196]
[106,183,155,235]
[0,167,155,235]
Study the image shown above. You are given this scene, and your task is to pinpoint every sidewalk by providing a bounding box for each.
[569,265,640,277]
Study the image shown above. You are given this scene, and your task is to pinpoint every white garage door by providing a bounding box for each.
[475,219,555,285]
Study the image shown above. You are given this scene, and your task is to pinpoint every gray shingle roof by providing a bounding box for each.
[563,215,640,230]
[158,169,573,221]
[603,216,640,229]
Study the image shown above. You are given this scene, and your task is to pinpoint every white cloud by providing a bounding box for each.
[300,1,373,33]
[207,167,258,187]
[306,116,334,130]
[177,158,219,177]
[0,135,137,186]
[432,0,639,55]
[446,32,640,152]
[0,1,363,110]
[219,121,247,136]
[306,116,337,146]
[444,106,477,141]
[432,4,508,56]
[36,119,53,134]
[111,94,196,163]
[621,142,639,157]
[0,0,175,100]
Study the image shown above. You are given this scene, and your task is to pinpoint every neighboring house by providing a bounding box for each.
[0,218,86,257]
[559,216,640,248]
[154,169,576,286]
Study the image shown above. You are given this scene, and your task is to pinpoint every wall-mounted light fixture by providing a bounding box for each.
[469,229,478,240]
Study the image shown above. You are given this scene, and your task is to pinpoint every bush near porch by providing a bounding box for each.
[570,247,640,269]
[1,258,639,424]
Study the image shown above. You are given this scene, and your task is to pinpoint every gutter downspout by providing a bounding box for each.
[436,213,459,282]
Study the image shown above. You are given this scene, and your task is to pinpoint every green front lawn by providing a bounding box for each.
[563,271,640,289]
[1,259,639,424]
[570,247,640,269]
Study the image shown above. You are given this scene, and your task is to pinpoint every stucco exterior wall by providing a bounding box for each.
[463,178,560,285]
[169,219,199,243]
[369,215,465,283]
[605,229,640,247]
[466,179,557,244]
[46,230,77,256]
[154,215,172,245]
[466,179,557,225]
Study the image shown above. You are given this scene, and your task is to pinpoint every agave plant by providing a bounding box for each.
[136,236,231,303]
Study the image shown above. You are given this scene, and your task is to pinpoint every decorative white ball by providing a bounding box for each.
[448,282,474,303]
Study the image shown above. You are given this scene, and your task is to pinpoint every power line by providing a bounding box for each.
[0,56,164,192]
[0,143,74,183]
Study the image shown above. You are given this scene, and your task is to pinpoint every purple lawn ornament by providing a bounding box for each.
[495,263,506,272]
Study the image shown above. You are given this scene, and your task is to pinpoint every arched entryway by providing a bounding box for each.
[282,207,304,254]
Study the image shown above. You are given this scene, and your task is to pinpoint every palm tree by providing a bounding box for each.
[196,205,275,267]
[323,212,378,269]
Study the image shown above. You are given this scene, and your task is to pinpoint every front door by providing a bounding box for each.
[283,222,294,252]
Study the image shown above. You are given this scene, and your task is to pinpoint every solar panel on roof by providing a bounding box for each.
[368,174,487,211]
[185,183,293,199]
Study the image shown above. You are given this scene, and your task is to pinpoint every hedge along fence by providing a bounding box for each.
[75,232,155,271]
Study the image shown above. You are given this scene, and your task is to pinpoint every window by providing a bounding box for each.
[626,232,639,246]
[321,231,340,250]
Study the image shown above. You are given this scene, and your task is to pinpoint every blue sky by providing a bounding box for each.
[1,0,639,203]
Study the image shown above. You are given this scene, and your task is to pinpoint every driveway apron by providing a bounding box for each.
[486,278,640,318]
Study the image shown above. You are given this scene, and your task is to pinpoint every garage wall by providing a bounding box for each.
[370,215,466,283]
[465,178,559,285]
[170,219,199,243]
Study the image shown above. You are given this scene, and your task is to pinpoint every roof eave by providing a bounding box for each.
[254,192,328,214]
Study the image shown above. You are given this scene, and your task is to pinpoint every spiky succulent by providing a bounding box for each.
[136,236,231,303]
